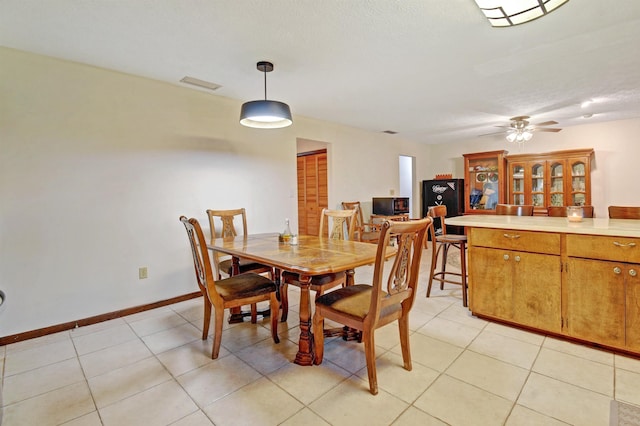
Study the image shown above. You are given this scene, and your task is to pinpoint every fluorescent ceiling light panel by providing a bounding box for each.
[474,0,570,27]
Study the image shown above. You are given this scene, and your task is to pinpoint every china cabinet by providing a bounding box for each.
[463,150,508,214]
[505,149,593,216]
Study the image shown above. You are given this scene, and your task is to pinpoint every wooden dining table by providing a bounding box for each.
[207,232,395,366]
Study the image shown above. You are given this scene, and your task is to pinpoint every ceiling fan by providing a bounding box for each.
[482,116,562,143]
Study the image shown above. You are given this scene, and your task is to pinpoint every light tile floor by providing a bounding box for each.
[2,254,640,426]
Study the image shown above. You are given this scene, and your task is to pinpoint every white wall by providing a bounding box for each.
[0,48,430,337]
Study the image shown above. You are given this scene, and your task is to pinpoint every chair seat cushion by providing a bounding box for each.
[216,273,277,301]
[315,284,400,319]
[435,234,467,244]
[219,258,272,276]
[282,271,346,289]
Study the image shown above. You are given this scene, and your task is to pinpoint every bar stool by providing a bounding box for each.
[426,205,468,307]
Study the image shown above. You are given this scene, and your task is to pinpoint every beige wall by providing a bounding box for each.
[428,118,640,218]
[0,48,429,337]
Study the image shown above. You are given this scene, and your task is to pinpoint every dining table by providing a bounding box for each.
[207,232,395,366]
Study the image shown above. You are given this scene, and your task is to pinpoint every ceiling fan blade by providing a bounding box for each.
[535,128,562,132]
[479,131,508,137]
[534,120,559,126]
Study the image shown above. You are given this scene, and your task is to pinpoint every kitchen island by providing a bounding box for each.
[447,215,640,356]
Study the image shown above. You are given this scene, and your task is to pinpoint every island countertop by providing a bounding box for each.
[446,215,640,238]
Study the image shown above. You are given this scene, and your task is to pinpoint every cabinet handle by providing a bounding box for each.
[630,269,637,277]
[514,255,521,262]
[503,233,520,239]
[614,267,622,275]
[613,241,637,248]
[503,254,510,261]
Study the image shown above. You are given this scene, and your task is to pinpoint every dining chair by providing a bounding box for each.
[179,216,280,359]
[495,204,535,216]
[206,208,273,280]
[280,208,357,322]
[608,206,640,219]
[426,205,468,307]
[341,201,381,243]
[548,205,594,218]
[312,217,432,395]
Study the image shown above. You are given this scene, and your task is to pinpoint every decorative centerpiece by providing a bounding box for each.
[566,206,584,222]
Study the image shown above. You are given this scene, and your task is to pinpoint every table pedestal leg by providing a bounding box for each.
[294,275,314,366]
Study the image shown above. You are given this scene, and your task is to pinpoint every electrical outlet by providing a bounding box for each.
[390,189,395,195]
[139,267,148,279]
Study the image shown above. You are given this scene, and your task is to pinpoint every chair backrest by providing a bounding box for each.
[342,201,364,236]
[368,217,432,321]
[427,205,448,235]
[206,208,249,278]
[319,208,357,240]
[179,216,220,304]
[206,208,249,238]
[548,205,594,218]
[495,204,534,216]
[608,206,640,219]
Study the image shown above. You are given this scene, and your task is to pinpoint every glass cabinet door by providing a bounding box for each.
[531,163,545,207]
[549,161,564,206]
[510,163,525,205]
[571,160,587,206]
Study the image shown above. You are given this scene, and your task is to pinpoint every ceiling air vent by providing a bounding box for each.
[179,76,222,91]
[382,130,398,134]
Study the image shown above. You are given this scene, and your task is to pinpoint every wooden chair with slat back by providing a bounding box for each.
[207,208,275,323]
[312,217,432,394]
[341,201,382,243]
[206,208,274,280]
[426,205,469,306]
[608,206,640,219]
[280,208,357,322]
[495,204,535,216]
[179,216,280,359]
[548,206,594,218]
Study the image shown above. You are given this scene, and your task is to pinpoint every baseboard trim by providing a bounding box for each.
[0,291,202,346]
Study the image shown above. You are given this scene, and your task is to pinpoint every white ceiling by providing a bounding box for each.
[2,0,640,144]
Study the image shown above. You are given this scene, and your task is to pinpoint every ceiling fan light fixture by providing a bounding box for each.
[240,61,293,129]
[474,0,570,27]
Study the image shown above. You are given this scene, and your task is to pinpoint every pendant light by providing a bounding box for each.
[239,61,292,129]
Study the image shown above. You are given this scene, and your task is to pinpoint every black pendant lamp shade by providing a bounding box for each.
[239,61,292,129]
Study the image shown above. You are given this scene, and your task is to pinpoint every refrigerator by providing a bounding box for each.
[422,179,465,236]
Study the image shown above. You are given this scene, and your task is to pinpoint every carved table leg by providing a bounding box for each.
[294,274,314,366]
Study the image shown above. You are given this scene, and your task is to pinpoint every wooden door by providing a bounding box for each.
[297,150,328,236]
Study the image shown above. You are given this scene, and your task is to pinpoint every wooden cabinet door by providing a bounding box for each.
[469,246,514,320]
[568,157,591,207]
[512,251,562,332]
[297,151,328,236]
[508,161,527,205]
[565,257,625,347]
[529,160,547,211]
[626,265,640,351]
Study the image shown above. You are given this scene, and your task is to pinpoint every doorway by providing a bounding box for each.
[296,148,328,236]
[399,155,415,216]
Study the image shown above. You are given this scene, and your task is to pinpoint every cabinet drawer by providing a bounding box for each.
[567,234,640,263]
[469,228,560,255]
